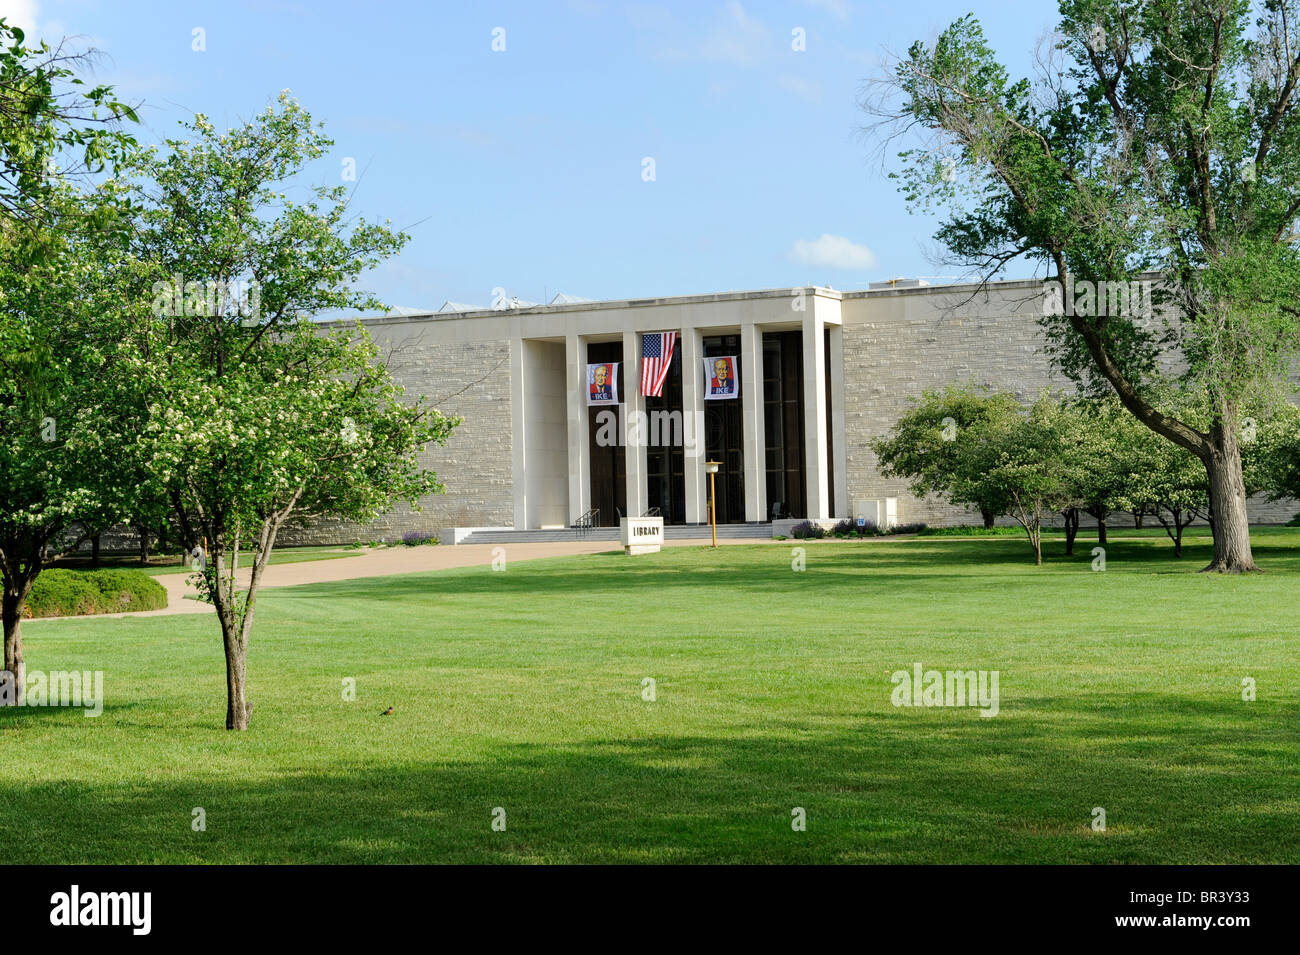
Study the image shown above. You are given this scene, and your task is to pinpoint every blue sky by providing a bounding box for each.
[6,0,1054,311]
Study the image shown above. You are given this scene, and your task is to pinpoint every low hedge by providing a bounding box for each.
[24,569,168,618]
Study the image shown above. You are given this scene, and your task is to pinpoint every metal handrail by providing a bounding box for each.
[571,507,600,538]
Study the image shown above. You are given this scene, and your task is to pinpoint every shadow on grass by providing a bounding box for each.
[263,535,1300,608]
[4,691,1296,864]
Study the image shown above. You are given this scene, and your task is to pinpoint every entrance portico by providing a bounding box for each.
[509,288,846,529]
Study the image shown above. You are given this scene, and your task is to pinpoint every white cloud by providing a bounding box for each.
[0,0,38,34]
[789,234,878,270]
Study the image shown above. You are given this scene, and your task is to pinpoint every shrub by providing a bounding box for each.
[1288,512,1300,527]
[889,522,929,535]
[25,569,167,618]
[832,518,856,537]
[401,531,435,547]
[917,524,1022,537]
[790,520,826,539]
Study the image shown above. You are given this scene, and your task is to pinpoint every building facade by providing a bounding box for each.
[286,277,1296,544]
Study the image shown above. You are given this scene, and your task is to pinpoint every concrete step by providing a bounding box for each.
[454,523,773,546]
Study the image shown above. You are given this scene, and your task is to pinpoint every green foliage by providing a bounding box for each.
[98,93,456,725]
[0,19,138,230]
[117,95,457,576]
[917,524,1024,537]
[0,173,145,628]
[1250,400,1300,502]
[871,383,1023,522]
[24,568,165,618]
[874,0,1300,569]
[883,1,1300,411]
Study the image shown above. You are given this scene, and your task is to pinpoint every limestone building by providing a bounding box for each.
[292,276,1294,544]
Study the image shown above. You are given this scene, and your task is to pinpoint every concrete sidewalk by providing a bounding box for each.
[29,536,775,621]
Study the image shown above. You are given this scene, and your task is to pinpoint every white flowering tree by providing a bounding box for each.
[122,94,455,729]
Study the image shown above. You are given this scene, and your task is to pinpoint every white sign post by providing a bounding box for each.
[620,516,664,555]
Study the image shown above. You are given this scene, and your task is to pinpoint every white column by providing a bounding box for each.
[827,323,848,519]
[740,322,766,522]
[510,337,528,528]
[622,330,646,518]
[802,311,830,520]
[565,333,589,523]
[681,327,706,524]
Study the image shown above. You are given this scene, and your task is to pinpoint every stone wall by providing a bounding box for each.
[280,330,514,545]
[840,281,1299,528]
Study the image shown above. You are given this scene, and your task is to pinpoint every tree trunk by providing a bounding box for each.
[2,588,25,705]
[1096,515,1108,545]
[137,526,151,565]
[980,508,995,529]
[1173,521,1184,559]
[1201,436,1258,573]
[1063,508,1079,556]
[223,625,250,730]
[90,533,101,567]
[1133,510,1144,529]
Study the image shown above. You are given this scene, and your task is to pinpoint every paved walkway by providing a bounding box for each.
[30,536,774,621]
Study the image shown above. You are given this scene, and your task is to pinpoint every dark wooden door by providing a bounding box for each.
[586,341,626,527]
[703,335,745,523]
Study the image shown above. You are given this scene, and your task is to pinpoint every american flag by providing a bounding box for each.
[640,331,677,397]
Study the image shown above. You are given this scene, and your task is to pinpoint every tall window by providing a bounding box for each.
[645,347,685,524]
[585,341,625,526]
[702,334,745,523]
[763,331,805,520]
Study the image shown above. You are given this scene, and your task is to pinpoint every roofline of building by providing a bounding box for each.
[324,272,1167,328]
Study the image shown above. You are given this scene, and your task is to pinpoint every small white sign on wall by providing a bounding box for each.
[620,516,664,555]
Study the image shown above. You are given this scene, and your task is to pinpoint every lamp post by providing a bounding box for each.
[705,460,720,548]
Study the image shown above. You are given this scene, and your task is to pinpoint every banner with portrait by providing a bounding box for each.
[586,361,620,405]
[703,356,738,400]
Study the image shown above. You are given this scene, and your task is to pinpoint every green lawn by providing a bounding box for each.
[4,528,1298,863]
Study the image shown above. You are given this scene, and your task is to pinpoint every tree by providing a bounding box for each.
[121,95,456,729]
[1123,432,1209,556]
[1251,400,1300,507]
[1101,392,1210,556]
[869,0,1300,572]
[0,20,138,703]
[0,184,141,702]
[970,395,1082,565]
[0,21,137,227]
[871,383,1023,527]
[1062,397,1138,549]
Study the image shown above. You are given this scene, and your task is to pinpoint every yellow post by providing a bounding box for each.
[705,460,720,548]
